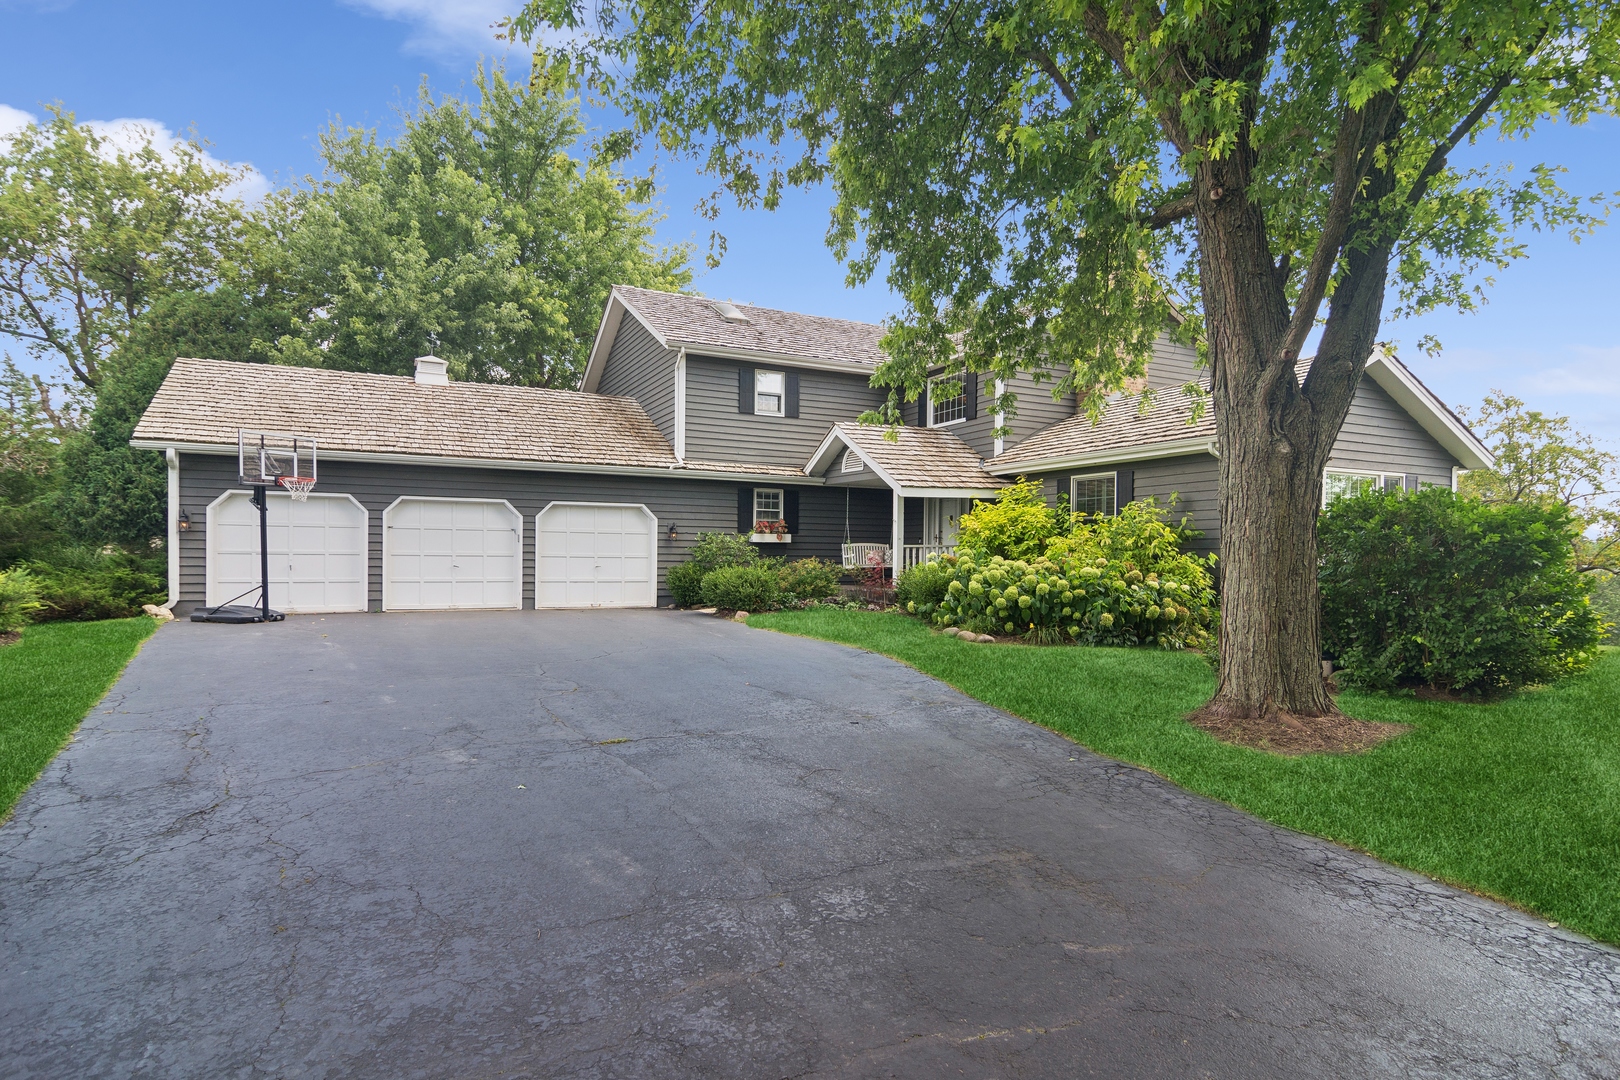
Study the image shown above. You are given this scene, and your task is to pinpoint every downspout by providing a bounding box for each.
[673,348,687,462]
[165,447,180,608]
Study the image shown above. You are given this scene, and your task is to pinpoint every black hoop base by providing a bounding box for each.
[190,604,286,624]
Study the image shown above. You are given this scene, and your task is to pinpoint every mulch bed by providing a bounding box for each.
[1186,707,1409,756]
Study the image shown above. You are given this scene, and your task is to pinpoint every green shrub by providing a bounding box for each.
[778,557,841,602]
[666,561,708,606]
[686,531,759,572]
[955,479,1058,560]
[700,564,782,612]
[1319,488,1603,695]
[666,531,761,607]
[0,567,44,634]
[24,549,165,623]
[933,549,1216,648]
[896,558,954,617]
[1591,572,1619,645]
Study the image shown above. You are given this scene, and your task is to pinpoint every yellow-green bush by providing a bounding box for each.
[933,550,1216,647]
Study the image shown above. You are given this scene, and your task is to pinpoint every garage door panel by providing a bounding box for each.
[536,503,656,609]
[384,498,522,611]
[207,492,369,614]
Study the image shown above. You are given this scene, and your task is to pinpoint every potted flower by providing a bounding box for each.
[750,519,792,543]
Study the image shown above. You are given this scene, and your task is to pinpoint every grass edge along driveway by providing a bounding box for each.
[0,616,159,821]
[750,608,1620,946]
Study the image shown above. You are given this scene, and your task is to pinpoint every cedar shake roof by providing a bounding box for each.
[132,357,681,470]
[616,285,889,368]
[989,389,1215,470]
[832,422,1007,490]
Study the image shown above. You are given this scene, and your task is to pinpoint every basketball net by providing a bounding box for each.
[277,476,317,502]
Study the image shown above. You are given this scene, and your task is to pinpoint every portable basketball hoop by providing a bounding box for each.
[192,429,318,624]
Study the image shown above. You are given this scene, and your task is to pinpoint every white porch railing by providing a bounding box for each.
[901,544,955,570]
[842,543,892,569]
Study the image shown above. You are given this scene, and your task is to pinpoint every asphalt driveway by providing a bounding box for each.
[2,610,1618,1079]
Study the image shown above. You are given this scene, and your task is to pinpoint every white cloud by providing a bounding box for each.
[0,102,37,141]
[342,0,525,58]
[0,105,270,204]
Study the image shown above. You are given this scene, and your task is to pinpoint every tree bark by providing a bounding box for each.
[1194,149,1348,721]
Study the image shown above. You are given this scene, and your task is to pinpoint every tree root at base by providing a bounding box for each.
[1186,703,1408,756]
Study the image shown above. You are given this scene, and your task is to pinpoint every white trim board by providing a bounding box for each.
[137,441,823,487]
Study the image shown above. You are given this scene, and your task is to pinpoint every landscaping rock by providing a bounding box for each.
[696,607,718,615]
[976,634,997,643]
[940,627,962,637]
[141,604,175,622]
[732,611,750,622]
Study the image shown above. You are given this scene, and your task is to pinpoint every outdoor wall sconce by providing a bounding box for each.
[177,509,191,532]
[667,523,679,542]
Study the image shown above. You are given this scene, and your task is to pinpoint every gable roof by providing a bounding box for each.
[582,285,890,390]
[988,389,1217,474]
[987,349,1492,474]
[132,357,681,471]
[807,423,1007,495]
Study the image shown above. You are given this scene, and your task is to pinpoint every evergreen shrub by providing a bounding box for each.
[700,564,782,612]
[0,567,44,634]
[1319,488,1603,694]
[777,557,841,602]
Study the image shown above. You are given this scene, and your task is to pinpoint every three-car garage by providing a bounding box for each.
[203,486,660,614]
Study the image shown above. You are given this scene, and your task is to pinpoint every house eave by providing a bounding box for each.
[1362,352,1494,472]
[988,436,1218,476]
[131,439,824,487]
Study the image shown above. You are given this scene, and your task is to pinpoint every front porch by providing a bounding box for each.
[841,495,968,572]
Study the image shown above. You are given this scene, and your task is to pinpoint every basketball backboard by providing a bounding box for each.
[239,429,317,487]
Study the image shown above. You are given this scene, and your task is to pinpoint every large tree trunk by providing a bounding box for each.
[1192,152,1354,721]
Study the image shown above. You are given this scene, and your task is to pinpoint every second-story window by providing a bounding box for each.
[929,377,967,426]
[755,370,785,416]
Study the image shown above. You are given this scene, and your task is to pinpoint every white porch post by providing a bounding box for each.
[891,488,904,577]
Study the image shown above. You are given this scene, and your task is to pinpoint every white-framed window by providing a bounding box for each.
[753,487,784,524]
[929,377,967,426]
[840,448,863,473]
[1070,472,1117,518]
[755,369,785,416]
[1323,470,1415,507]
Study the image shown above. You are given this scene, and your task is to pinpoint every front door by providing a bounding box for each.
[922,498,968,547]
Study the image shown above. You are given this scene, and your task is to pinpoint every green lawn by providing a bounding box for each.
[0,617,159,821]
[751,608,1620,944]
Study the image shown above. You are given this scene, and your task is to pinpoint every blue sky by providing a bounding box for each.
[2,0,1615,446]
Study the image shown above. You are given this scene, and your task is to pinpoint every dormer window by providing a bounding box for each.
[755,369,785,416]
[929,377,968,426]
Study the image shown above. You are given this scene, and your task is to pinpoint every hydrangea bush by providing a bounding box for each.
[918,495,1218,647]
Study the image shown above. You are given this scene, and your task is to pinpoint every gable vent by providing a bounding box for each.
[711,300,752,324]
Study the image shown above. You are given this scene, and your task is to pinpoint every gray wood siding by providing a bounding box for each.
[595,317,677,444]
[179,453,749,611]
[176,454,896,611]
[684,355,888,467]
[938,372,998,459]
[1003,368,1077,450]
[1328,376,1457,485]
[1146,334,1205,391]
[1022,453,1221,556]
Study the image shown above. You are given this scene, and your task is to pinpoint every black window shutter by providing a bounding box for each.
[737,365,755,414]
[1115,469,1134,512]
[785,372,800,418]
[784,489,800,534]
[1404,473,1420,492]
[738,487,753,533]
[914,390,927,426]
[966,373,978,421]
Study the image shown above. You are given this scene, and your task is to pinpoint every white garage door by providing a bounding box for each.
[384,498,522,610]
[206,491,368,613]
[536,502,656,609]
